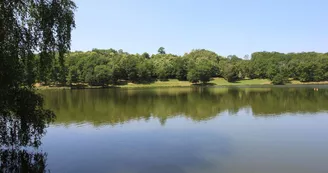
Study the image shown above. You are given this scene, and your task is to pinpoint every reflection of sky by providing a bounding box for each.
[42,109,328,173]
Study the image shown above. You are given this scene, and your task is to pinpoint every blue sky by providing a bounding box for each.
[71,0,328,57]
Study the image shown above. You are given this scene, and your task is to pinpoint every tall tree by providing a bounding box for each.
[0,0,76,88]
[0,1,76,167]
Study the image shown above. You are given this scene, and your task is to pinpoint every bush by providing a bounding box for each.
[222,64,239,82]
[272,73,287,85]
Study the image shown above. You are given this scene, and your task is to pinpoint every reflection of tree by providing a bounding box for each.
[42,87,328,126]
[0,149,48,173]
[0,88,54,173]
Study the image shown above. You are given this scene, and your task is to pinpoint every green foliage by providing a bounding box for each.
[187,69,200,83]
[222,63,239,82]
[67,66,79,84]
[10,46,328,87]
[59,50,328,86]
[158,47,166,54]
[119,55,138,82]
[187,58,212,83]
[0,0,76,88]
[235,60,249,79]
[136,60,154,83]
[3,1,328,88]
[272,73,288,85]
[142,52,150,59]
[173,57,188,80]
[185,49,221,76]
[31,50,328,86]
[152,55,175,81]
[249,52,328,82]
[266,65,279,80]
[0,1,75,171]
[94,65,112,86]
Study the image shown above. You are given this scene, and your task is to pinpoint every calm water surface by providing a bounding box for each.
[40,87,328,173]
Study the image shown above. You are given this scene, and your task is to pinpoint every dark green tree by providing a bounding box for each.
[222,63,239,82]
[1,3,75,169]
[173,56,188,80]
[158,47,166,54]
[0,0,76,88]
[136,60,154,83]
[142,52,150,59]
[67,66,79,85]
[94,65,112,86]
[272,73,288,85]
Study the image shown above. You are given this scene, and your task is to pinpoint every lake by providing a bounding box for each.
[39,87,328,173]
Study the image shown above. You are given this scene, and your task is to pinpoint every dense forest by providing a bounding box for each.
[32,47,328,86]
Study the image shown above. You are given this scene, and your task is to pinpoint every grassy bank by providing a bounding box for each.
[290,80,328,85]
[35,77,328,90]
[120,78,272,88]
[36,78,270,90]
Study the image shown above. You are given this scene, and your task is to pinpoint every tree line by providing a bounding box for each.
[32,47,328,86]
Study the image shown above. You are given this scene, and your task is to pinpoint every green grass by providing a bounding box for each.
[36,78,272,90]
[36,86,71,90]
[37,78,328,90]
[118,79,191,88]
[118,78,271,88]
[209,78,271,86]
[289,80,328,85]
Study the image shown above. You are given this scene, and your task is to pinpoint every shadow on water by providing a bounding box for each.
[192,83,216,86]
[0,88,55,173]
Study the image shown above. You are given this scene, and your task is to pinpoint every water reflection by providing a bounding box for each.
[38,87,328,173]
[41,87,328,126]
[0,149,48,173]
[0,88,54,173]
[42,121,231,173]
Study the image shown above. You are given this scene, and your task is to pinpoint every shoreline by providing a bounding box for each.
[35,78,328,90]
